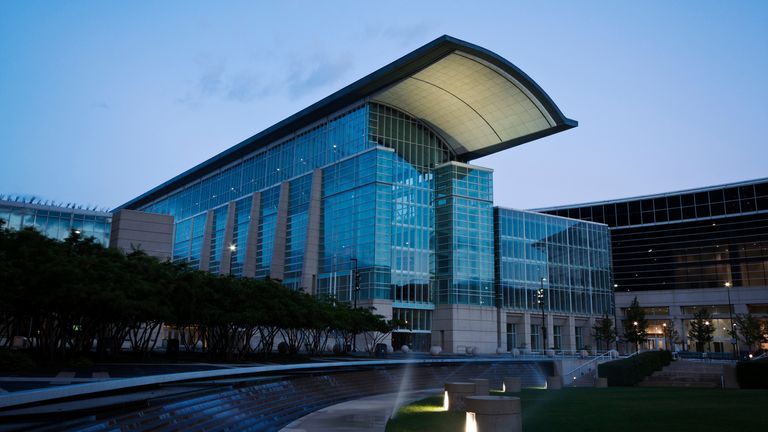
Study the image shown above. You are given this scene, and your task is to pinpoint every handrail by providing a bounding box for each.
[565,351,615,381]
[753,352,768,361]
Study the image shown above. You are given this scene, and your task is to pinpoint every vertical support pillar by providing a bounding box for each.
[301,169,323,294]
[522,312,531,352]
[546,314,554,349]
[243,192,261,278]
[219,201,236,275]
[270,181,290,281]
[587,316,596,351]
[199,209,214,272]
[567,315,576,352]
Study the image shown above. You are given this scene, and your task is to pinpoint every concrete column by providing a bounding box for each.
[522,312,531,352]
[219,201,236,275]
[199,209,214,272]
[546,314,555,349]
[567,315,576,352]
[587,316,596,351]
[270,181,290,281]
[301,169,323,293]
[242,192,261,278]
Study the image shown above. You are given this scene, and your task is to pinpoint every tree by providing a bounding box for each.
[735,313,765,354]
[688,308,715,352]
[623,297,649,353]
[662,321,680,351]
[623,298,649,353]
[591,314,616,351]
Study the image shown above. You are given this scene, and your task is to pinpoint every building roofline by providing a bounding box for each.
[118,35,576,211]
[0,199,112,217]
[532,177,768,212]
[494,205,608,227]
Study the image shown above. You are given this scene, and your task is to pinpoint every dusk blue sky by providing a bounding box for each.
[1,1,766,211]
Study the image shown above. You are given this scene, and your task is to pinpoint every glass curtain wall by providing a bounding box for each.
[434,163,495,305]
[495,208,613,315]
[0,202,111,246]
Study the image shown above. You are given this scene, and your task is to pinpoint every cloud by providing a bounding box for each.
[226,71,270,102]
[92,101,110,110]
[286,55,353,97]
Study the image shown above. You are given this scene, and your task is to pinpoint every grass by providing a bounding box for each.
[386,387,768,432]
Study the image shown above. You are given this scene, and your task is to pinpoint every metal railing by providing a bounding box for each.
[565,351,617,385]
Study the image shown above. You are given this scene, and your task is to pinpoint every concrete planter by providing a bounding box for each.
[471,378,490,396]
[502,376,521,393]
[445,382,476,412]
[595,377,608,388]
[465,396,522,432]
[546,376,563,390]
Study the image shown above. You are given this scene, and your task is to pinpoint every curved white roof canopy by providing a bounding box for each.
[372,51,559,158]
[120,35,576,210]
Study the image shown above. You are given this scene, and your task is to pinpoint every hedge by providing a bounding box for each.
[736,358,768,389]
[598,350,672,386]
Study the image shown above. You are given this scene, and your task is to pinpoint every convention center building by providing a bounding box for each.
[111,36,614,353]
[538,178,768,354]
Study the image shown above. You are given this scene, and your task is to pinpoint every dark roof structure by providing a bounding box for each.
[120,35,576,210]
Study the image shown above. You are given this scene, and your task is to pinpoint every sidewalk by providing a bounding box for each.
[280,389,439,432]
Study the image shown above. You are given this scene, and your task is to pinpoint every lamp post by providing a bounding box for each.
[350,257,360,351]
[538,278,547,351]
[351,258,360,309]
[633,321,639,353]
[228,244,237,275]
[705,320,712,352]
[725,281,739,359]
[613,283,620,350]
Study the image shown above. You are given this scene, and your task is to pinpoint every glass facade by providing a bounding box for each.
[540,179,768,292]
[0,200,111,246]
[494,208,613,315]
[129,100,606,349]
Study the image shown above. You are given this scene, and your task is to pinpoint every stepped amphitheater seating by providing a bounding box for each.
[64,361,550,432]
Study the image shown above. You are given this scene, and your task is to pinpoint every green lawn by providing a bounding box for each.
[386,387,768,432]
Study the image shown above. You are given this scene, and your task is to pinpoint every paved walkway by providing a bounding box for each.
[280,389,439,432]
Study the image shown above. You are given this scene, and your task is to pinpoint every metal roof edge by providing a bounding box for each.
[118,35,576,211]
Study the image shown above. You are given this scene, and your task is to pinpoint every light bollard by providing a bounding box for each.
[444,382,476,412]
[502,376,521,393]
[471,378,490,396]
[546,376,563,390]
[465,396,522,432]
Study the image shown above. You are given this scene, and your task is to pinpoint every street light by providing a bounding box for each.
[228,244,237,275]
[538,277,547,351]
[725,281,739,359]
[613,283,620,349]
[350,257,360,351]
[633,321,639,353]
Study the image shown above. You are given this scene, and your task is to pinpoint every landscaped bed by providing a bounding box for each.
[386,387,768,432]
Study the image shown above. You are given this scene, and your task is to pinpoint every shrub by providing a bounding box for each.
[0,350,36,372]
[736,358,768,389]
[598,350,671,386]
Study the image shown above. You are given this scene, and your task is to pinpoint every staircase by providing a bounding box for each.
[639,360,724,389]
